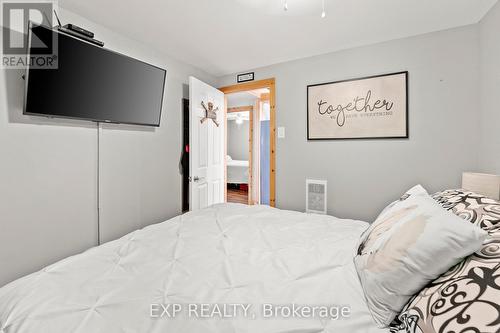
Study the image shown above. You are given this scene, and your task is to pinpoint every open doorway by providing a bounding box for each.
[226,101,252,204]
[220,79,276,207]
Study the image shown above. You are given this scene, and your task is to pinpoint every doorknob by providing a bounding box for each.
[192,176,205,182]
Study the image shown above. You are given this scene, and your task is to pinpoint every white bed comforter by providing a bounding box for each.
[0,204,386,333]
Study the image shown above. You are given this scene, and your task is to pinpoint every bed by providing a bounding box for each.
[0,204,385,333]
[227,156,249,184]
[1,184,498,333]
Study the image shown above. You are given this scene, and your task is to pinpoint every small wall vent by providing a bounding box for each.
[306,179,327,214]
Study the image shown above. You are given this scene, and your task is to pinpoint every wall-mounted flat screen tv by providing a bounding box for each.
[24,24,167,127]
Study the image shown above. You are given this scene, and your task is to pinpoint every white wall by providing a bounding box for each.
[479,2,500,174]
[227,119,249,161]
[0,8,216,286]
[219,26,481,221]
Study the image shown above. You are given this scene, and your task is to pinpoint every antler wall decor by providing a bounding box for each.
[201,101,220,127]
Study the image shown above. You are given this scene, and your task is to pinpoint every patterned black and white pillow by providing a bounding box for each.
[390,189,500,333]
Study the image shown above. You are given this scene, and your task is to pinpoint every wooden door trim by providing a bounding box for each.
[219,78,276,207]
[227,105,254,113]
[223,96,228,203]
[248,108,253,205]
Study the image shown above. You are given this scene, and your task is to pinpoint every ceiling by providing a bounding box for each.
[59,0,497,76]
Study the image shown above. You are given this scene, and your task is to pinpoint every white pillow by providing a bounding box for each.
[354,185,487,327]
[375,185,428,219]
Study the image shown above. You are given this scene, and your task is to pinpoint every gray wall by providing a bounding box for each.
[1,6,496,288]
[226,93,258,107]
[479,2,500,174]
[227,119,249,160]
[226,92,256,161]
[0,8,215,287]
[219,26,481,222]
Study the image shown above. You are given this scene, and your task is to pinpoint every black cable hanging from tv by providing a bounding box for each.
[96,122,101,246]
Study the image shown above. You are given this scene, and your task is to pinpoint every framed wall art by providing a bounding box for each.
[307,71,408,140]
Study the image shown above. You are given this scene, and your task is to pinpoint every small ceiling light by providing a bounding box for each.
[235,115,243,125]
[281,0,326,18]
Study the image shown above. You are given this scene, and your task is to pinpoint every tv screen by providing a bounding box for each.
[24,25,166,127]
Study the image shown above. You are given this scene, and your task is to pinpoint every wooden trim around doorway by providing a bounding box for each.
[227,105,253,113]
[219,78,276,207]
[248,108,253,205]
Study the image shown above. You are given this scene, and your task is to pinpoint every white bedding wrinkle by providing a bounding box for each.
[0,204,387,333]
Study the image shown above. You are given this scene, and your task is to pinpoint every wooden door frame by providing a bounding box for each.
[219,78,276,207]
[227,105,254,205]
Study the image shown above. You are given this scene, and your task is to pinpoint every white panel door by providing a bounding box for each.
[189,77,225,211]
